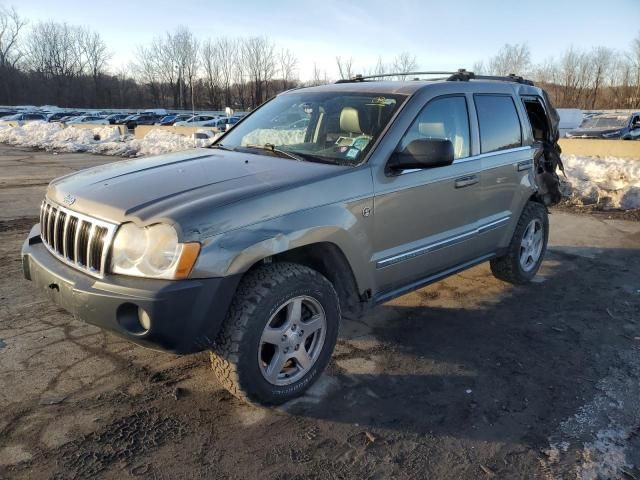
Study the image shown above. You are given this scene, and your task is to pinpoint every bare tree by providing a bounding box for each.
[243,36,276,105]
[78,28,110,103]
[589,47,614,108]
[630,32,640,107]
[311,62,329,86]
[0,5,26,67]
[278,48,298,90]
[392,52,417,79]
[336,56,354,80]
[200,39,222,108]
[487,43,531,76]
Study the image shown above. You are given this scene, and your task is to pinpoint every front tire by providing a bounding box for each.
[210,262,340,405]
[490,201,549,284]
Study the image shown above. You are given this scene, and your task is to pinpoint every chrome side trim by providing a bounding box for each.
[376,216,511,268]
[396,146,532,175]
[452,146,532,164]
[375,253,496,304]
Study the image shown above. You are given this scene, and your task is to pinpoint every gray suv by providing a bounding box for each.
[22,71,564,405]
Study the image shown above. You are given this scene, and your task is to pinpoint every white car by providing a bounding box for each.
[65,115,109,126]
[0,112,47,126]
[174,115,220,127]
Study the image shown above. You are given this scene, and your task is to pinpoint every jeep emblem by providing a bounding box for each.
[62,194,76,206]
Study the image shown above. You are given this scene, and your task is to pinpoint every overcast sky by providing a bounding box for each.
[14,0,640,80]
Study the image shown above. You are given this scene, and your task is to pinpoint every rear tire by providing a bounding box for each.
[210,262,340,405]
[490,201,548,284]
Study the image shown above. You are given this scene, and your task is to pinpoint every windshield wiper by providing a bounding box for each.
[244,143,305,161]
[209,143,235,151]
[242,144,342,165]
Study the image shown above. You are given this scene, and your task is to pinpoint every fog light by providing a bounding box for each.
[116,303,151,335]
[138,307,151,331]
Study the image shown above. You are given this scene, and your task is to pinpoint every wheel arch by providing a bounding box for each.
[242,242,366,319]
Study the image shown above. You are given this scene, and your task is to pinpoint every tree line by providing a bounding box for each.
[0,5,638,111]
[473,42,640,109]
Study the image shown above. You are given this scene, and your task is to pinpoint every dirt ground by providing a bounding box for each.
[1,145,639,480]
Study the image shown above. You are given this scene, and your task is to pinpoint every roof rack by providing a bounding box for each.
[336,69,534,86]
[447,69,534,86]
[336,71,459,83]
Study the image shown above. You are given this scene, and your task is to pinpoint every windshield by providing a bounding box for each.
[580,115,628,129]
[216,91,406,165]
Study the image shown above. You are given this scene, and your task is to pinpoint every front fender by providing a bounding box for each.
[190,200,375,293]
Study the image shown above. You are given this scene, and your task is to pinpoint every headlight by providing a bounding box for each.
[111,223,200,279]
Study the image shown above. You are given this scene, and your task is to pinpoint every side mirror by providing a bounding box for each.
[388,138,455,171]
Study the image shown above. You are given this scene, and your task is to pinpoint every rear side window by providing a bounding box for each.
[474,95,522,153]
[398,95,470,160]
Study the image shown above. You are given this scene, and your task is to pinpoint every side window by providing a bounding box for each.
[398,96,470,160]
[474,95,522,153]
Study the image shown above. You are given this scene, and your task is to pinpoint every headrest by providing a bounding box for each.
[418,122,445,137]
[340,107,362,134]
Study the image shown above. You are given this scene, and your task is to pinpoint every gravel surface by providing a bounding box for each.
[1,146,639,479]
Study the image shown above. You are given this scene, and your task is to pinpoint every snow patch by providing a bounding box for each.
[0,122,220,157]
[541,351,640,479]
[561,154,640,209]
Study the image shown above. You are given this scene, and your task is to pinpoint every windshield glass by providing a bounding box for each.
[216,91,406,165]
[580,115,628,129]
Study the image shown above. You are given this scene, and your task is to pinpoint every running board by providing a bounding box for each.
[374,253,496,304]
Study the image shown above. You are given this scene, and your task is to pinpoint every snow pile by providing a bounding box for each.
[0,121,129,155]
[0,122,220,157]
[129,129,217,157]
[561,155,640,209]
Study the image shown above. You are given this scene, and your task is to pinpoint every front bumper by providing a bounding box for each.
[22,225,241,354]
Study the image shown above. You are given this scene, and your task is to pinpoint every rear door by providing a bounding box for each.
[371,95,483,297]
[473,94,533,255]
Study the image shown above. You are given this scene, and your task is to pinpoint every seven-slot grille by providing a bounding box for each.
[39,199,118,278]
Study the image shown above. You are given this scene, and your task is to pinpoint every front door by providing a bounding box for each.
[371,95,483,298]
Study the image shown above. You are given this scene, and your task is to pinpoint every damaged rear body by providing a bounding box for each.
[520,88,564,206]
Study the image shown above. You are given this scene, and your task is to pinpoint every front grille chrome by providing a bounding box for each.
[40,199,118,278]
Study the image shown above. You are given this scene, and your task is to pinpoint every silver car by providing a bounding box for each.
[22,71,564,405]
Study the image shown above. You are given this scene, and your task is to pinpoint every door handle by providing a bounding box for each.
[454,175,479,188]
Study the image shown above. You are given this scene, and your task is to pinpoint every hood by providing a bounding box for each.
[47,149,347,225]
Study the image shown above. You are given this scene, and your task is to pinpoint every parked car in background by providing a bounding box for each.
[0,112,47,126]
[0,109,17,119]
[157,114,192,126]
[566,112,640,139]
[104,113,130,125]
[47,112,70,122]
[66,115,109,126]
[174,114,219,127]
[125,114,163,130]
[200,116,243,131]
[556,108,583,138]
[113,114,137,125]
[49,111,86,123]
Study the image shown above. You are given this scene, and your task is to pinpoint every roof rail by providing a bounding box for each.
[335,71,460,83]
[335,69,534,86]
[447,69,534,85]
